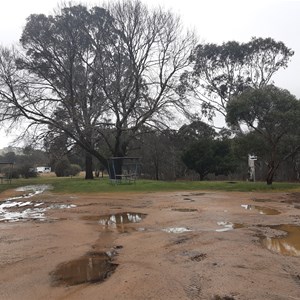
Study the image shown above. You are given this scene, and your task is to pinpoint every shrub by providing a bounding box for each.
[18,165,38,178]
[67,164,81,176]
[2,164,39,179]
[2,166,20,179]
[54,158,71,177]
[54,159,81,177]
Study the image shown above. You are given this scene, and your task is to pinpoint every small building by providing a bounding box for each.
[36,166,51,173]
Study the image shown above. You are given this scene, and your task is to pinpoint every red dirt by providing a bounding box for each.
[1,188,300,299]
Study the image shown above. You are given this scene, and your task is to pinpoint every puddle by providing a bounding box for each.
[0,201,76,222]
[5,185,53,202]
[261,224,300,256]
[216,221,244,232]
[0,190,76,223]
[15,184,52,193]
[99,213,146,226]
[241,205,280,215]
[172,208,198,212]
[0,184,76,222]
[51,252,118,286]
[162,227,192,233]
[0,204,46,222]
[82,212,146,232]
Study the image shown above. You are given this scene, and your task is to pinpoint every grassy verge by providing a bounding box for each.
[0,175,299,194]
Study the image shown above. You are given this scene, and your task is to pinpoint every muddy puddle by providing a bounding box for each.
[216,221,244,232]
[51,252,118,286]
[241,205,280,215]
[5,185,52,201]
[54,212,145,286]
[0,185,76,222]
[163,222,244,234]
[82,212,146,232]
[162,227,192,233]
[15,184,52,193]
[261,224,300,256]
[0,201,76,222]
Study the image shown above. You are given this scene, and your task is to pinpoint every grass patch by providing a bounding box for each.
[0,175,299,194]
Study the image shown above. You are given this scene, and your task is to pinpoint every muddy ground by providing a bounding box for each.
[1,186,300,300]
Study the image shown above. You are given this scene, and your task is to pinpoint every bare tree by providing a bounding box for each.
[0,1,196,178]
[93,1,196,162]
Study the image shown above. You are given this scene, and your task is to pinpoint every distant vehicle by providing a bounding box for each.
[36,166,51,173]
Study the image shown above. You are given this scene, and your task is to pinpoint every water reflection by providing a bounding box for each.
[0,201,76,222]
[241,205,280,215]
[261,225,300,256]
[99,213,144,227]
[0,185,75,222]
[216,221,244,232]
[4,185,52,202]
[162,227,192,233]
[82,212,146,233]
[51,252,118,286]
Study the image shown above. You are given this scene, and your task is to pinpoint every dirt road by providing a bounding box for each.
[1,186,300,299]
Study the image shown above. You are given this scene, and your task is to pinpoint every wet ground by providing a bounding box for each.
[0,186,300,299]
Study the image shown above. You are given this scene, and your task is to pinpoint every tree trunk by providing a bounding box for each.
[266,167,275,185]
[154,159,159,180]
[85,152,94,180]
[266,160,279,185]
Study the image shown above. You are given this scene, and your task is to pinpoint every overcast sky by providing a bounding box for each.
[0,0,299,148]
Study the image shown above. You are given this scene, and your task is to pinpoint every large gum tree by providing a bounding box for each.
[179,37,294,124]
[226,85,300,185]
[0,1,196,178]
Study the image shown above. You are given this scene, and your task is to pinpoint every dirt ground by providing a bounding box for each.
[1,186,300,300]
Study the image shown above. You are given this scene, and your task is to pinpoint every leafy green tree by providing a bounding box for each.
[3,151,16,163]
[179,37,294,121]
[177,120,217,147]
[182,138,236,180]
[226,85,300,184]
[178,121,237,180]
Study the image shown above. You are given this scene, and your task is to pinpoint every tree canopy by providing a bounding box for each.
[181,138,236,180]
[0,1,196,178]
[179,37,294,122]
[177,120,217,145]
[226,85,300,184]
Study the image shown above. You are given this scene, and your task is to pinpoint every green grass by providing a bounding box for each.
[0,176,299,194]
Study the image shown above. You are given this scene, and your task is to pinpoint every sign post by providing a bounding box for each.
[248,154,257,182]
